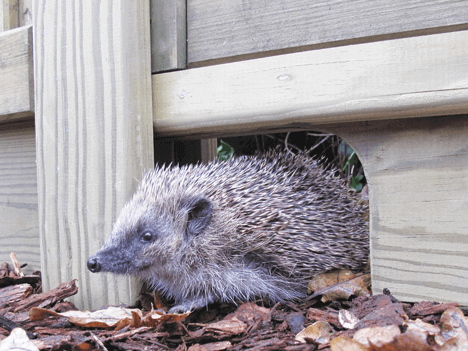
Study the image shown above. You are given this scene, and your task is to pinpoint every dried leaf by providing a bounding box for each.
[308,270,356,294]
[296,321,331,344]
[339,309,360,329]
[29,306,139,328]
[142,308,190,328]
[369,333,434,351]
[190,318,248,338]
[353,325,400,347]
[307,270,371,302]
[29,306,189,330]
[74,342,94,351]
[405,319,443,345]
[0,328,39,351]
[224,302,270,322]
[331,336,369,351]
[188,345,209,351]
[439,336,468,351]
[439,307,468,347]
[190,341,232,351]
[204,318,248,335]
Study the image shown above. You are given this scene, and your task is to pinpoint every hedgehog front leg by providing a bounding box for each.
[169,294,216,314]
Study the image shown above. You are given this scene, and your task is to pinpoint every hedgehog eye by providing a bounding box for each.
[141,231,154,242]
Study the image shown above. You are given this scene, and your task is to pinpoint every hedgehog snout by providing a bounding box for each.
[87,256,102,273]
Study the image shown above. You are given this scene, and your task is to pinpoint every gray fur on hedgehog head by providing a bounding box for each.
[87,151,369,313]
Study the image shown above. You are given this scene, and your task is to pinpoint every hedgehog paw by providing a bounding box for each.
[169,295,215,314]
[168,303,194,314]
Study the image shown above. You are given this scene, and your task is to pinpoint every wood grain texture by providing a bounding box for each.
[153,29,468,140]
[0,122,39,275]
[0,0,18,32]
[150,0,186,73]
[18,0,32,27]
[187,0,468,64]
[324,115,468,304]
[0,0,31,31]
[34,0,154,310]
[200,139,218,163]
[0,25,34,122]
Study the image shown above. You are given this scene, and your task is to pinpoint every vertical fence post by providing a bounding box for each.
[33,0,154,309]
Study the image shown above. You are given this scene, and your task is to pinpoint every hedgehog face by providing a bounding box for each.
[87,194,214,278]
[86,200,173,275]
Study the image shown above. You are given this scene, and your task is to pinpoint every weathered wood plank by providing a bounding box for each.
[18,0,32,27]
[187,0,468,64]
[34,0,154,309]
[200,139,217,163]
[0,25,34,122]
[153,29,468,140]
[0,0,18,32]
[0,0,31,31]
[324,115,468,304]
[150,0,186,73]
[0,121,39,275]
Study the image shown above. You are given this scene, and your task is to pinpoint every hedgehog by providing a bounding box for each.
[87,151,369,313]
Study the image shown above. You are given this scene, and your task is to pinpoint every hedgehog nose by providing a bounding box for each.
[87,257,101,273]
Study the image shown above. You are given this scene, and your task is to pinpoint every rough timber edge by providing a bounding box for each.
[0,25,34,123]
[33,0,154,310]
[152,29,468,140]
[186,0,468,64]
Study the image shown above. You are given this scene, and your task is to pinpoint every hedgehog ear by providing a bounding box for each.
[184,196,212,238]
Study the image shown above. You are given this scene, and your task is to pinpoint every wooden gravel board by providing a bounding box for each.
[0,122,39,275]
[325,114,468,304]
[33,0,154,310]
[187,0,468,64]
[153,29,468,140]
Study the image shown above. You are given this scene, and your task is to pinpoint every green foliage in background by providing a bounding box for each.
[217,140,235,161]
[340,141,365,192]
[217,132,366,192]
[349,174,365,192]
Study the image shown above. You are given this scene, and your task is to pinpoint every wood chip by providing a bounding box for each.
[306,308,340,327]
[0,284,33,309]
[13,279,78,313]
[408,301,459,317]
[9,252,24,278]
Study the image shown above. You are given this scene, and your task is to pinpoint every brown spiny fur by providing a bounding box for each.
[87,151,369,312]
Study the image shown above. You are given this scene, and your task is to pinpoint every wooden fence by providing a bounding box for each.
[0,0,467,309]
